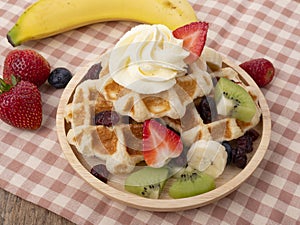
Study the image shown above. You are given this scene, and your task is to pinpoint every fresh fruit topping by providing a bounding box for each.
[221,141,232,165]
[239,58,275,87]
[172,21,209,62]
[187,140,227,179]
[142,119,183,168]
[196,96,217,124]
[124,167,169,199]
[94,111,120,126]
[214,77,257,122]
[201,46,223,71]
[3,49,50,87]
[48,67,72,88]
[168,168,215,199]
[91,164,110,183]
[0,78,42,130]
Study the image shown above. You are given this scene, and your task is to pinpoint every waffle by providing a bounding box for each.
[65,79,144,174]
[64,50,261,175]
[163,66,262,146]
[96,52,214,122]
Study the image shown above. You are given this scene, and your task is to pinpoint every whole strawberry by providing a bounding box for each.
[3,49,50,87]
[0,77,42,129]
[239,58,275,87]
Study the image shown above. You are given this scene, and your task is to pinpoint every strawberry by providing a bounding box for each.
[3,49,51,87]
[0,77,42,129]
[172,21,209,63]
[239,58,275,87]
[142,119,183,168]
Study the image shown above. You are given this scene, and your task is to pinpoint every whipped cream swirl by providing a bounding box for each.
[108,24,189,94]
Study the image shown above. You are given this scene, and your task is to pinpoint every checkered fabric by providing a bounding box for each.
[0,0,299,224]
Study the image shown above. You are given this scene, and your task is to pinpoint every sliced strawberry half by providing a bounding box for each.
[142,119,183,168]
[173,21,209,63]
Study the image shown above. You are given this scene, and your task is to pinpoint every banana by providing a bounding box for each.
[211,67,241,83]
[186,140,227,179]
[7,0,197,46]
[200,46,223,71]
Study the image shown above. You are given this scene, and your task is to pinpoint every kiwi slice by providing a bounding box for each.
[214,77,257,122]
[169,169,215,199]
[124,167,169,199]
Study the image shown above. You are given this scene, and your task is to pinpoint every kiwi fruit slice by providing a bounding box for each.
[169,169,215,199]
[124,167,169,199]
[214,77,257,122]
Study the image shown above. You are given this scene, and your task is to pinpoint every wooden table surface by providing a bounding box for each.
[0,188,74,225]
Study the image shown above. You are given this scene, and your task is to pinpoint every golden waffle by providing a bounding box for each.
[64,49,261,175]
[65,79,144,174]
[96,53,214,122]
[163,66,262,146]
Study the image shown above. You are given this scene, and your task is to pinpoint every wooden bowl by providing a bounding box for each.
[56,56,271,212]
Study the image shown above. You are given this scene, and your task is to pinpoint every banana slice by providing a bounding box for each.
[211,67,242,83]
[187,140,227,178]
[201,47,223,71]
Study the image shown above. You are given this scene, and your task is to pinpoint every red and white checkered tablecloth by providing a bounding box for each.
[1,0,299,224]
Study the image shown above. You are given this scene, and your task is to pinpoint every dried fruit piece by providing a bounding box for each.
[224,129,260,169]
[94,111,120,126]
[232,148,247,169]
[91,164,110,183]
[196,96,217,124]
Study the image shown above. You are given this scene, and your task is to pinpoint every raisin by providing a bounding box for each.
[91,164,110,183]
[168,147,188,168]
[237,135,253,153]
[246,129,260,142]
[234,154,247,169]
[196,96,217,124]
[95,111,120,126]
[232,148,247,169]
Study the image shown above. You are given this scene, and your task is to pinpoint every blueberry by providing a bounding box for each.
[222,141,232,165]
[48,67,72,89]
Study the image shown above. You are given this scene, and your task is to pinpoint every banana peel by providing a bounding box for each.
[7,0,198,46]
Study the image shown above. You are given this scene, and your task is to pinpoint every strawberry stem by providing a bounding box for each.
[11,75,18,86]
[0,78,12,94]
